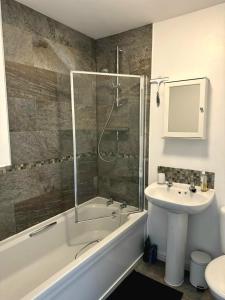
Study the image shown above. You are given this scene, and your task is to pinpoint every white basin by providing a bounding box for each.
[145,182,215,287]
[145,182,214,214]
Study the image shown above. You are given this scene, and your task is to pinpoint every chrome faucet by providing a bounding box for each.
[106,198,114,206]
[189,176,197,193]
[167,178,173,188]
[120,201,127,209]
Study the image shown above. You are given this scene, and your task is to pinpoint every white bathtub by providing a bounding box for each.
[0,197,147,300]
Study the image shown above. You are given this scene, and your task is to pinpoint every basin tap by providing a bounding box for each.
[120,201,127,209]
[106,198,114,206]
[189,177,197,193]
[167,178,173,188]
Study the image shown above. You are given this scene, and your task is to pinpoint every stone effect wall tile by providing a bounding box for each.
[0,155,97,233]
[158,166,215,189]
[0,161,73,204]
[14,190,74,232]
[0,0,152,240]
[96,25,152,75]
[54,21,95,54]
[1,0,55,40]
[0,200,16,239]
[96,25,152,206]
[2,23,34,66]
[0,0,97,241]
[32,35,75,74]
[8,97,37,132]
[10,131,72,164]
[5,61,40,101]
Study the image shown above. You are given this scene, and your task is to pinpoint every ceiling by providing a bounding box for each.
[16,0,225,39]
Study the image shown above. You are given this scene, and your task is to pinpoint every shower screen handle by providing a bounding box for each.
[29,221,57,237]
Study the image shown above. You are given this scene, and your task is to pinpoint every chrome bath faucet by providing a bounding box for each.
[167,178,173,188]
[120,201,127,209]
[106,198,114,206]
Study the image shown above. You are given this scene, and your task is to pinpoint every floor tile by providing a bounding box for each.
[135,260,213,300]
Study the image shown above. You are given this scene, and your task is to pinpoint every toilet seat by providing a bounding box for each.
[205,255,225,300]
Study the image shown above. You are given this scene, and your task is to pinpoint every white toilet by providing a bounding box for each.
[205,207,225,300]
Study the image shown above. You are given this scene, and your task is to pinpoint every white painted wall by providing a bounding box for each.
[0,1,11,167]
[148,3,225,261]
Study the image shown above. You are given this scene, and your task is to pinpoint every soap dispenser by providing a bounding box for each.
[200,171,208,192]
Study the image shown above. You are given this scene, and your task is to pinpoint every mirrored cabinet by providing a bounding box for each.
[163,78,208,139]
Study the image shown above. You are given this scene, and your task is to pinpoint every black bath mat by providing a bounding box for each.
[107,271,183,299]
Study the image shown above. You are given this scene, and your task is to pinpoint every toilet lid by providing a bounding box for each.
[205,256,225,299]
[191,251,211,265]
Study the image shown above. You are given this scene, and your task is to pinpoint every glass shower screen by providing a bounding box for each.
[70,71,145,221]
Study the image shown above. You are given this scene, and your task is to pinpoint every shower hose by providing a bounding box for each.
[97,98,119,163]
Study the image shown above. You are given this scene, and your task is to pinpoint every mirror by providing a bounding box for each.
[163,78,208,139]
[0,6,11,167]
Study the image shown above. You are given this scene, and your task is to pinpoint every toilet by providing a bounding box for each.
[205,207,225,300]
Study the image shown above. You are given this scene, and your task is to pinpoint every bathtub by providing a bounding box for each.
[0,197,147,300]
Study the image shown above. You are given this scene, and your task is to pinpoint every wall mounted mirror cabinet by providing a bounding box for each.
[0,5,11,167]
[163,78,208,139]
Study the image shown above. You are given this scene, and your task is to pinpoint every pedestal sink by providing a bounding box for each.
[145,182,215,287]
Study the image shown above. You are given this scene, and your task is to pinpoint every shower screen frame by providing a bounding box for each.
[70,71,146,222]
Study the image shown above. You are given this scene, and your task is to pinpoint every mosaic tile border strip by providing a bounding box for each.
[0,155,75,175]
[158,166,215,189]
[0,152,139,175]
[99,152,139,160]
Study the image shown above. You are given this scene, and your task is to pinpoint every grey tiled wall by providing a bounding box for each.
[96,25,152,206]
[0,0,97,240]
[0,0,152,241]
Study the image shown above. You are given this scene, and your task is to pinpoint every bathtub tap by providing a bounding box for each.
[106,198,114,206]
[120,201,127,209]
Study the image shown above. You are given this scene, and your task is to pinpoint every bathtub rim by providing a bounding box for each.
[22,209,147,300]
[21,210,148,300]
[0,197,147,300]
[0,197,136,251]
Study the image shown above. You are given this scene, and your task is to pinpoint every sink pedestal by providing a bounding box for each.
[145,182,215,287]
[165,212,188,286]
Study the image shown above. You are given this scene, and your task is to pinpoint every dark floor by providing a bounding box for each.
[135,260,213,300]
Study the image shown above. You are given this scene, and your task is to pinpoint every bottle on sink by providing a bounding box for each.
[200,171,208,192]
